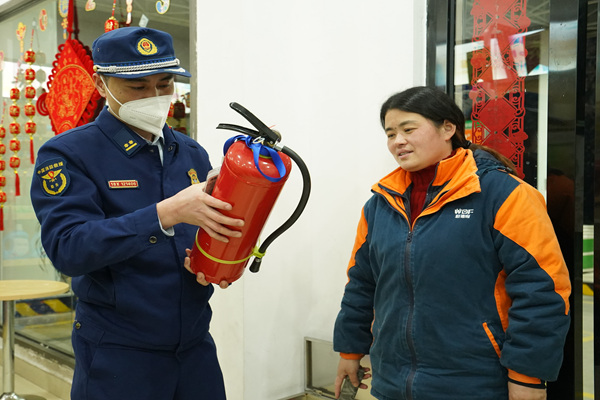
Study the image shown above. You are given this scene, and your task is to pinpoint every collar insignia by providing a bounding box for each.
[36,157,70,196]
[112,128,142,156]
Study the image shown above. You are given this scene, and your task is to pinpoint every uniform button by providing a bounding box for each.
[168,145,175,152]
[149,148,155,153]
[149,236,158,244]
[75,322,81,329]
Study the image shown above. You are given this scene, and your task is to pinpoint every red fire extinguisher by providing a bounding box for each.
[189,102,311,284]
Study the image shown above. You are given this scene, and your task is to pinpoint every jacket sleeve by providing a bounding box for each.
[31,139,173,277]
[333,207,377,356]
[493,178,571,382]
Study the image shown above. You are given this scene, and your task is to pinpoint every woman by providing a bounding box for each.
[333,86,571,400]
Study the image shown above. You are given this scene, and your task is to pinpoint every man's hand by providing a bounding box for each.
[334,358,370,399]
[184,248,230,289]
[508,382,546,400]
[157,183,244,243]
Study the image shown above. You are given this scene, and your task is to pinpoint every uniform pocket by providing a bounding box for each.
[482,322,502,358]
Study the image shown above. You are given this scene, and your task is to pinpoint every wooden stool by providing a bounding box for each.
[0,280,70,400]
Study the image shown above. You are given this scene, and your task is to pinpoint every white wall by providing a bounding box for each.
[194,1,427,398]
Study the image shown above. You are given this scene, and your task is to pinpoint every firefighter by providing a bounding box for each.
[31,27,242,399]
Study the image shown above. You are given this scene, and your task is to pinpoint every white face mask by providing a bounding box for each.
[101,77,172,137]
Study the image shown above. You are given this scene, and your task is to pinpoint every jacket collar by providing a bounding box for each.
[373,148,482,215]
[95,107,179,159]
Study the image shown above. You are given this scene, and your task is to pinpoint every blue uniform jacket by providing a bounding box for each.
[333,148,571,400]
[31,108,214,351]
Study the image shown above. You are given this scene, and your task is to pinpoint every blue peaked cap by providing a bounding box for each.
[92,27,191,78]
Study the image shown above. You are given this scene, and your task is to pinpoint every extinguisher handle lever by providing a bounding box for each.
[216,123,260,139]
[229,102,281,145]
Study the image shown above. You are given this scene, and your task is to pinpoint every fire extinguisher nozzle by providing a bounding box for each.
[249,258,262,273]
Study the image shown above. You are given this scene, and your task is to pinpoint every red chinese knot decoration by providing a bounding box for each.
[469,0,530,178]
[45,0,102,135]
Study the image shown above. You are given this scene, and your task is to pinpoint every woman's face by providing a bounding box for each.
[384,109,455,172]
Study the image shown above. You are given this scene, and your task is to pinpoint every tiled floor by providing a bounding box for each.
[0,364,64,400]
[3,287,597,400]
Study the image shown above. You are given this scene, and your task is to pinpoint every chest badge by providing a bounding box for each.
[36,157,70,196]
[188,169,200,185]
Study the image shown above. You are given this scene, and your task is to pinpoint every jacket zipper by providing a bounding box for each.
[404,229,416,400]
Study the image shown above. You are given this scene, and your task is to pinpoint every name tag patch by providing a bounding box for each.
[108,180,139,189]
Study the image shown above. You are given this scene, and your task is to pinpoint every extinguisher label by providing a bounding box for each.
[108,180,139,189]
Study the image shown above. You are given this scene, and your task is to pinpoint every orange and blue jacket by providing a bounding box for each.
[333,148,571,400]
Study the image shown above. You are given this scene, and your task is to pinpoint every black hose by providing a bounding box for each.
[249,145,311,273]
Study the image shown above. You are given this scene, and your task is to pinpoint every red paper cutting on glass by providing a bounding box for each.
[44,0,102,135]
[469,0,530,178]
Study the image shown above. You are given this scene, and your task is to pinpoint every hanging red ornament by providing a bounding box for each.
[39,9,48,32]
[0,101,6,230]
[58,0,69,39]
[24,26,37,163]
[9,139,20,196]
[173,100,185,119]
[156,0,170,14]
[10,67,21,196]
[105,0,120,32]
[46,0,103,135]
[85,0,96,12]
[126,0,133,25]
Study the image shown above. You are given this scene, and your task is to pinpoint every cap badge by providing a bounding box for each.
[137,38,158,56]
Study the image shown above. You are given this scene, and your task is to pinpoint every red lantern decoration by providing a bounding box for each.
[9,156,20,168]
[9,105,20,118]
[24,49,36,64]
[24,104,36,117]
[10,139,20,152]
[10,88,20,101]
[9,122,20,135]
[25,121,37,134]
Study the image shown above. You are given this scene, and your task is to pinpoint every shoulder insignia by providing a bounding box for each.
[187,169,200,185]
[36,157,70,196]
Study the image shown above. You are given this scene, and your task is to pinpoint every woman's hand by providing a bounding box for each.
[184,248,230,289]
[508,382,546,400]
[334,358,371,399]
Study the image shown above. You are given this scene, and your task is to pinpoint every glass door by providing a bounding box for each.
[427,0,595,398]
